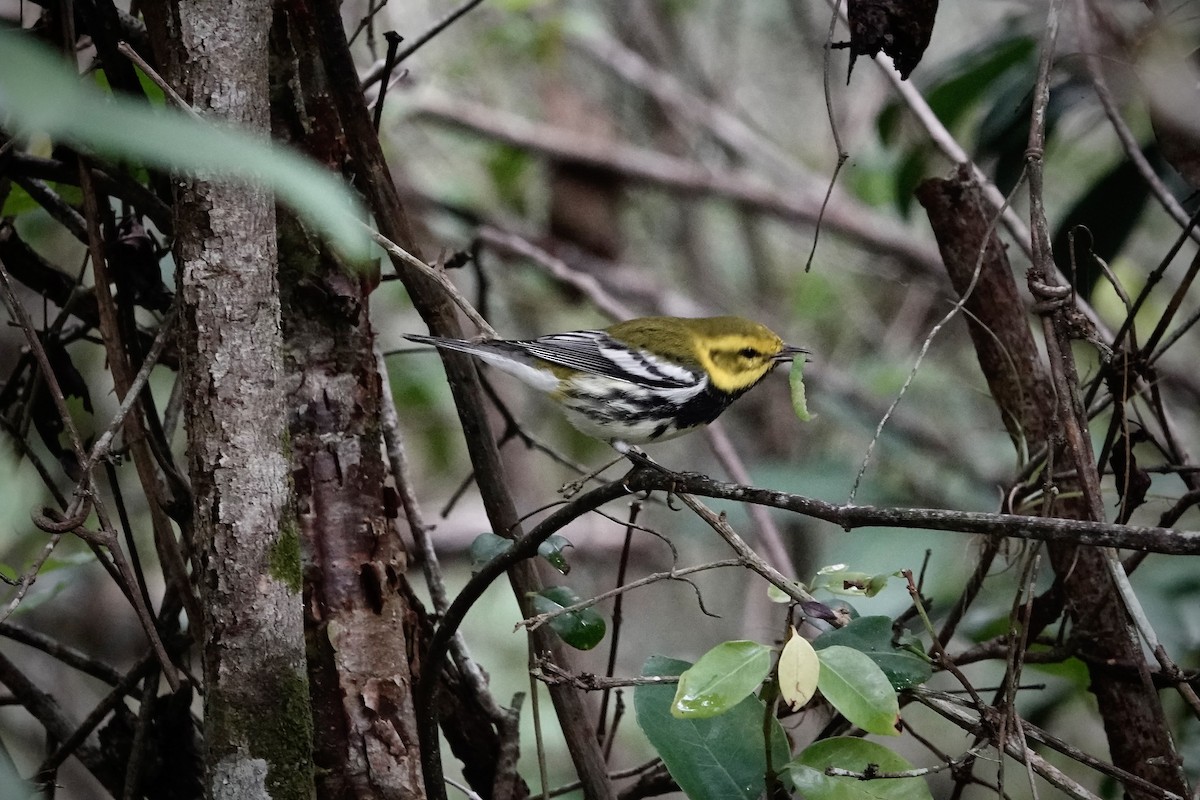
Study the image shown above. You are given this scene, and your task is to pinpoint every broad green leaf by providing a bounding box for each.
[778,628,819,711]
[786,737,933,800]
[813,616,932,691]
[672,640,772,719]
[530,586,605,650]
[536,534,573,575]
[94,65,167,107]
[877,34,1033,144]
[0,34,369,259]
[925,35,1036,132]
[468,532,511,572]
[1,182,83,217]
[636,655,790,800]
[809,563,897,597]
[893,149,928,217]
[817,645,901,736]
[789,360,813,422]
[39,550,97,572]
[1050,151,1156,301]
[5,550,94,615]
[767,582,797,604]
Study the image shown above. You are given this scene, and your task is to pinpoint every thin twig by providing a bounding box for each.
[824,745,987,780]
[704,422,796,576]
[913,692,1101,800]
[804,0,849,272]
[849,172,1026,502]
[80,303,178,476]
[366,224,498,338]
[117,42,197,116]
[521,558,743,632]
[411,90,942,272]
[596,502,640,750]
[914,688,1187,800]
[1076,1,1200,245]
[360,0,488,87]
[675,494,818,605]
[375,346,510,723]
[545,757,662,799]
[476,226,634,321]
[535,660,680,690]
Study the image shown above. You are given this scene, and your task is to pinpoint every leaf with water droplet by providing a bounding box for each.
[671,640,772,719]
[530,586,606,650]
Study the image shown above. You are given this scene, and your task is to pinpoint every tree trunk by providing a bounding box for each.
[303,4,616,798]
[143,4,315,799]
[269,6,425,795]
[917,167,1189,798]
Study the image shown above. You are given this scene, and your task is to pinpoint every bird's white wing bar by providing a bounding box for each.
[519,332,699,388]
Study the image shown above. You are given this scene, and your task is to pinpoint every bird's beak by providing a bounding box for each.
[774,344,810,363]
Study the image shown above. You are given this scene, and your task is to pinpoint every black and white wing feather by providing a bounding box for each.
[518,331,700,388]
[405,331,701,390]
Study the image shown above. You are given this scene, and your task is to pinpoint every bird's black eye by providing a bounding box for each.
[738,347,759,359]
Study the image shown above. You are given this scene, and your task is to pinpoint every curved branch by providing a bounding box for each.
[415,476,634,797]
[416,462,1200,796]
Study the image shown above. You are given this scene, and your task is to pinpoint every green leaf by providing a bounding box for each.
[530,586,605,650]
[1,182,84,217]
[536,534,573,575]
[766,580,809,604]
[6,550,94,615]
[468,532,511,572]
[0,34,370,259]
[671,640,773,719]
[893,149,927,217]
[816,645,901,736]
[809,563,896,597]
[635,655,790,800]
[789,360,813,422]
[1050,149,1157,301]
[813,616,932,691]
[877,34,1033,146]
[925,34,1036,132]
[40,550,97,572]
[786,737,933,800]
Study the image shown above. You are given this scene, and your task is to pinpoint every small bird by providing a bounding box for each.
[405,315,807,455]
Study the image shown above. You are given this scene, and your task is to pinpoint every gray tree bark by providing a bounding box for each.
[143,4,316,799]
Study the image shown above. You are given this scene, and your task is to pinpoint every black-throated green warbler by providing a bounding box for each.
[406,316,807,454]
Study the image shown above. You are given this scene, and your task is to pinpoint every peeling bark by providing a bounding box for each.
[271,4,425,796]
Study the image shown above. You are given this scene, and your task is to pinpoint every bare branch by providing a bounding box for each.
[407,89,943,273]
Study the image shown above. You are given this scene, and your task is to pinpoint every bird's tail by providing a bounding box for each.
[402,334,559,391]
[403,333,489,357]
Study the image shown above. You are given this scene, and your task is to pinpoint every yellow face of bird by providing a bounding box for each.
[603,315,802,395]
[695,328,788,394]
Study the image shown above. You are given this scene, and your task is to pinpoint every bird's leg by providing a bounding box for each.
[613,443,684,504]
